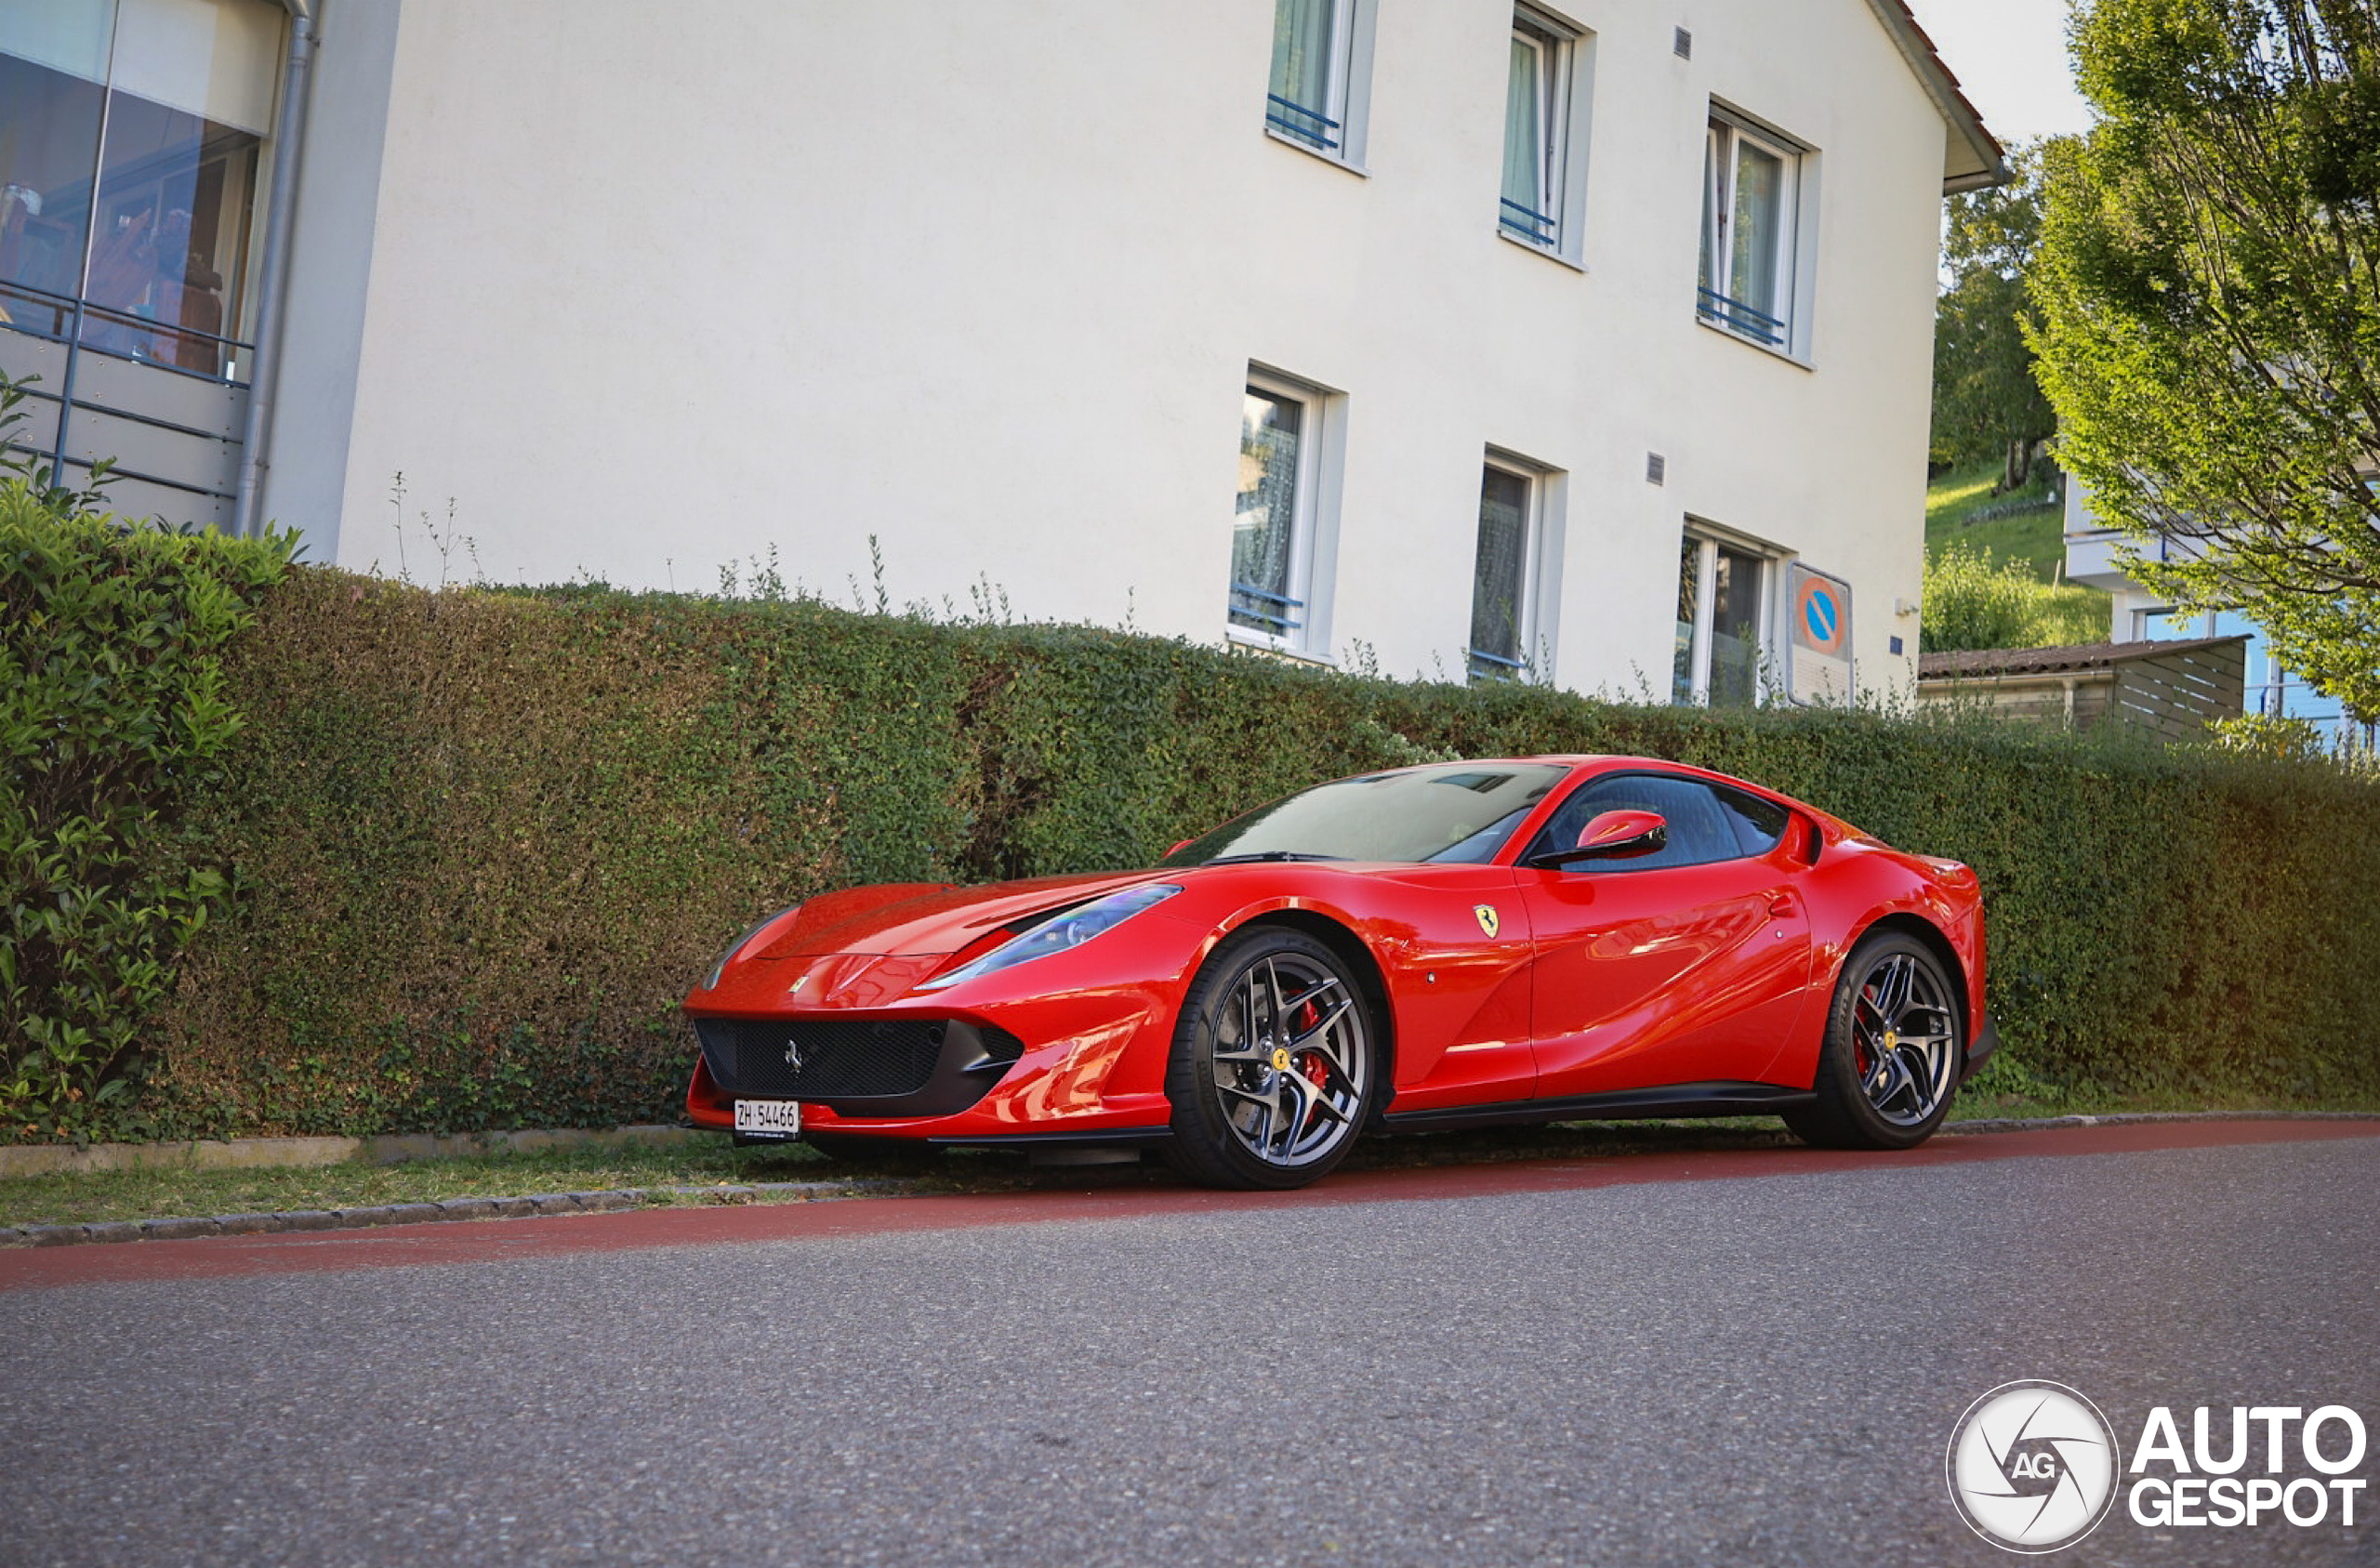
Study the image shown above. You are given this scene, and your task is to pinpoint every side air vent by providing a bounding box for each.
[1646,452,1668,486]
[1673,27,1692,59]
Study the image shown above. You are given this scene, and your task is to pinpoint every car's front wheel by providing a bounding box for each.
[1164,926,1378,1190]
[1786,930,1962,1150]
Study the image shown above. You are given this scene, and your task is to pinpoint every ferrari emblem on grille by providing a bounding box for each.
[1474,904,1500,939]
[783,1039,807,1071]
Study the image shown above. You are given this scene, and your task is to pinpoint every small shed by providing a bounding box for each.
[1916,636,2248,742]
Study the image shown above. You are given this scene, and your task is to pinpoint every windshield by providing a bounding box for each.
[1160,763,1567,867]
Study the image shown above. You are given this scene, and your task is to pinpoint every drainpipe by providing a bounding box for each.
[230,0,316,539]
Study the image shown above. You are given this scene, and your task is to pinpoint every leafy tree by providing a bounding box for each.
[1933,142,2058,484]
[2030,0,2380,719]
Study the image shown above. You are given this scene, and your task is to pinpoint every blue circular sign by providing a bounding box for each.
[1805,588,1837,642]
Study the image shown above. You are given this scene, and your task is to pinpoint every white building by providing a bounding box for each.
[2065,478,2369,741]
[1,0,1999,702]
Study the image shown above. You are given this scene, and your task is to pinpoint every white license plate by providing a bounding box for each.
[733,1099,802,1137]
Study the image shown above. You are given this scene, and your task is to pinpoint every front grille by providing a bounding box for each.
[700,1019,949,1099]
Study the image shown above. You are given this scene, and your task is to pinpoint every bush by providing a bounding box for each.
[0,485,294,1141]
[9,537,2380,1143]
[1924,542,2109,652]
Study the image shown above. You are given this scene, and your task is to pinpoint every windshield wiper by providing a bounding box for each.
[1200,850,1343,865]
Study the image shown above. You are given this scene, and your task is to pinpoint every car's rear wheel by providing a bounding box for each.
[1786,930,1961,1151]
[1164,926,1377,1190]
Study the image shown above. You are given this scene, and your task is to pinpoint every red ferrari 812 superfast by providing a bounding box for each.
[684,756,1994,1189]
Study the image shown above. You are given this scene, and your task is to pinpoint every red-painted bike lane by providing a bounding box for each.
[4,1118,2373,1293]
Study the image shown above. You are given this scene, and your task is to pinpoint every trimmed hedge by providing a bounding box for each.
[9,535,2380,1143]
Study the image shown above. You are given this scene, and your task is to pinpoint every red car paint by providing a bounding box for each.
[682,757,1989,1144]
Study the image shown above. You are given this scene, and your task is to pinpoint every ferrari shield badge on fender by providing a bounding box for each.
[1474,904,1500,939]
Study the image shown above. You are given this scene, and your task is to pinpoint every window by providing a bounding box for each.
[1231,370,1337,653]
[1699,111,1802,349]
[0,0,284,381]
[1469,457,1544,682]
[1265,0,1374,165]
[1499,9,1579,253]
[1673,529,1771,706]
[1525,773,1752,872]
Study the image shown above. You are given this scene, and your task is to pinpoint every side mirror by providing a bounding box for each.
[1524,809,1669,869]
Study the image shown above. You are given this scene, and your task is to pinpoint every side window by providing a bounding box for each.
[1525,773,1744,872]
[1713,784,1791,857]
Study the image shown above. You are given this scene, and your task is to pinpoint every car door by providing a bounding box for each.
[1516,772,1815,1100]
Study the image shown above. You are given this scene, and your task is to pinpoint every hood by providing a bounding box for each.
[757,869,1171,961]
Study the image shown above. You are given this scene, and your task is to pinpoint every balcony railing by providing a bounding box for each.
[1264,94,1342,152]
[0,276,254,511]
[1697,286,1786,347]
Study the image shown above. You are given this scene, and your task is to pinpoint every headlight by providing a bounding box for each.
[703,903,800,990]
[919,884,1181,991]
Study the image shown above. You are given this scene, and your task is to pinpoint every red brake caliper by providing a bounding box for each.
[1295,1001,1328,1098]
[1854,983,1875,1075]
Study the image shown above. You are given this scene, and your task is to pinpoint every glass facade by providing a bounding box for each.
[0,0,284,381]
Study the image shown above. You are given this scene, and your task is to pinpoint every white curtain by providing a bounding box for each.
[1269,0,1335,118]
[1501,36,1541,217]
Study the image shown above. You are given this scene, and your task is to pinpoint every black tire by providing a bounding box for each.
[1786,930,1963,1151]
[802,1131,944,1166]
[1164,926,1379,1191]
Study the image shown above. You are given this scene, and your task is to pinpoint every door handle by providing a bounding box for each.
[1766,892,1796,918]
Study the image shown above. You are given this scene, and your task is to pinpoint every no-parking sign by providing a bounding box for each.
[1787,564,1853,705]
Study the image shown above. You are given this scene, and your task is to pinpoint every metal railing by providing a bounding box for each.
[1229,580,1305,634]
[1697,286,1786,347]
[1264,94,1342,152]
[1498,198,1557,247]
[1,276,254,504]
[1465,646,1527,682]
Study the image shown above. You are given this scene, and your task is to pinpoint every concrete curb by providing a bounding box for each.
[2,1111,2374,1250]
[0,1124,705,1179]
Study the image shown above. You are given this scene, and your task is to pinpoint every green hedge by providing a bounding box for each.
[9,526,2380,1143]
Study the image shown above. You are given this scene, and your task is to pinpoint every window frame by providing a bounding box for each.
[1497,8,1574,254]
[1698,108,1805,352]
[1673,523,1783,707]
[1468,449,1551,684]
[1229,365,1342,659]
[1263,0,1379,172]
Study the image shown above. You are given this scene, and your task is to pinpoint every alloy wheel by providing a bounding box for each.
[1208,953,1369,1166]
[1849,950,1957,1127]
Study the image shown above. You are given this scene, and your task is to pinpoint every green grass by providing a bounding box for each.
[1925,458,2072,582]
[0,1140,841,1229]
[7,1097,2372,1229]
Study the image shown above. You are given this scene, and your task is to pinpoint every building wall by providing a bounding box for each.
[266,0,1954,696]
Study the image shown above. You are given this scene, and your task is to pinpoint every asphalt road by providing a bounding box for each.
[3,1124,2376,1568]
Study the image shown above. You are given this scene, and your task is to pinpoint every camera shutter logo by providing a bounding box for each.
[1947,1381,2120,1552]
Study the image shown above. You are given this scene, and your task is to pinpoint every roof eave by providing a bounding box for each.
[1861,0,2011,193]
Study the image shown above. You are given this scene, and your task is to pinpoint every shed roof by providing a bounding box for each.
[1863,0,2010,192]
[1918,636,2248,680]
